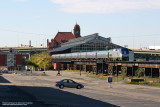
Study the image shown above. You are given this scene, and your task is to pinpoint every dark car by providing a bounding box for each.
[26,69,30,71]
[56,79,84,89]
[0,70,9,73]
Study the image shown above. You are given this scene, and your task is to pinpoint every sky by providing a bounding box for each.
[0,0,160,48]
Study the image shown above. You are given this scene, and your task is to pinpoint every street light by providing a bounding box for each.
[80,51,81,76]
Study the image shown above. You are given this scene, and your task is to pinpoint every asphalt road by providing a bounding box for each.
[1,71,160,107]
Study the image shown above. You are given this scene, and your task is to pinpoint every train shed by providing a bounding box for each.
[49,33,122,55]
[50,33,126,73]
[50,33,160,77]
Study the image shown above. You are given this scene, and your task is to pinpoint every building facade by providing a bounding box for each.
[0,53,22,71]
[50,33,160,77]
[47,24,81,50]
[49,33,114,55]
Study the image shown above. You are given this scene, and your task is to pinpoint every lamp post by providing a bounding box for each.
[80,52,81,76]
[102,59,104,75]
[80,66,81,76]
[96,51,98,75]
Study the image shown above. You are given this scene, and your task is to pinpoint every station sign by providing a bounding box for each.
[7,54,15,67]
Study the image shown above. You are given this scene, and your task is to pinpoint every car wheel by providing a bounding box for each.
[59,85,64,89]
[77,85,81,89]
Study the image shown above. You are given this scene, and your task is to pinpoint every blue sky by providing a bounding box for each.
[0,0,160,48]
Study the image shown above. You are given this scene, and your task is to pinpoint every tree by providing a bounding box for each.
[22,57,27,66]
[135,68,144,78]
[28,52,52,70]
[27,60,38,68]
[36,52,52,70]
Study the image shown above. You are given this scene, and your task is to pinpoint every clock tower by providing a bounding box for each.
[73,23,81,38]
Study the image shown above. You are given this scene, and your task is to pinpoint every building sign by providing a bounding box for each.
[7,54,14,67]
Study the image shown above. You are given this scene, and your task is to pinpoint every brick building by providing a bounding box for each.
[47,24,81,50]
[0,53,22,71]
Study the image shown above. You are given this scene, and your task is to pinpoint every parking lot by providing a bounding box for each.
[1,71,160,107]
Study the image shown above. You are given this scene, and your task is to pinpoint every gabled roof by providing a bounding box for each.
[49,33,113,53]
[61,33,109,47]
[54,32,76,44]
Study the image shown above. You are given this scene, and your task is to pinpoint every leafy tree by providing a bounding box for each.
[28,52,52,70]
[27,60,38,68]
[22,57,27,66]
[36,52,52,70]
[135,68,144,78]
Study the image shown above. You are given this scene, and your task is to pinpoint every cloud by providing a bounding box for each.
[13,0,27,2]
[50,0,160,14]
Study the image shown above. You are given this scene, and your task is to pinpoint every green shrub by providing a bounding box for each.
[121,67,127,79]
[135,68,144,77]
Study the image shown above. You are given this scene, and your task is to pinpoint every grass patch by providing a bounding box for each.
[87,73,108,80]
[40,73,48,76]
[112,76,124,81]
[87,73,125,82]
[126,81,160,87]
[14,70,27,72]
[148,82,160,87]
[125,77,160,87]
[65,70,87,74]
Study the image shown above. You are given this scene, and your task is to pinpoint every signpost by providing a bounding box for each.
[108,77,112,88]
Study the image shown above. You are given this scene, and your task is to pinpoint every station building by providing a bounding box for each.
[49,33,160,78]
[49,33,124,73]
[50,33,117,54]
[47,24,81,51]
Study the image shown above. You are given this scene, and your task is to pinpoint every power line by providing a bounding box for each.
[0,27,160,38]
[110,34,160,38]
[0,28,53,36]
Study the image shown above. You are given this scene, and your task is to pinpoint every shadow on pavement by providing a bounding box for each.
[0,85,45,107]
[0,85,119,107]
[0,76,10,83]
[16,86,119,107]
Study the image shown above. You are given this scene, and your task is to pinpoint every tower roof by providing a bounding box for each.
[74,24,80,29]
[54,32,75,44]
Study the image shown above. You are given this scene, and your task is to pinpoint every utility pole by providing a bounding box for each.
[102,59,103,75]
[80,52,81,76]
